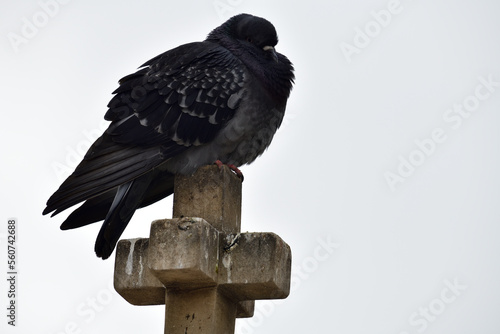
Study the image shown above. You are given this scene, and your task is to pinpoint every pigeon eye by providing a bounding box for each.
[246,37,253,43]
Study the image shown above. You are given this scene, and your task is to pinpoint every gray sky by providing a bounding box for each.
[2,0,500,333]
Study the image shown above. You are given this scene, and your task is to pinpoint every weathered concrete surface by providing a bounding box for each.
[113,165,291,333]
[219,232,292,301]
[164,287,237,334]
[148,217,219,289]
[114,238,165,305]
[173,165,241,234]
[236,300,255,318]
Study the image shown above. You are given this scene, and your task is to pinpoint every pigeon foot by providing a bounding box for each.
[214,160,244,181]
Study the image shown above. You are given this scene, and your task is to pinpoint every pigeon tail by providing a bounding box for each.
[94,172,155,259]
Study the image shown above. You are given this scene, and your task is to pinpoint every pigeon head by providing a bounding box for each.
[207,14,294,100]
[234,14,278,48]
[207,14,280,61]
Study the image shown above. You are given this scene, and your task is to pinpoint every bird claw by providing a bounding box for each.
[214,160,244,181]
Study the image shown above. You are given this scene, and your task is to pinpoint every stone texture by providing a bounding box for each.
[218,233,292,301]
[114,238,165,305]
[236,300,255,318]
[173,165,241,233]
[148,217,219,289]
[164,287,237,334]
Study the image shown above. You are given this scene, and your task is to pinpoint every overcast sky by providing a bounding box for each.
[2,0,500,333]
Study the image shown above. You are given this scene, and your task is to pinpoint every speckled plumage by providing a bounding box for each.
[43,14,294,259]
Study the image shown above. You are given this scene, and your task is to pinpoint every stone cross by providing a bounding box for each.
[113,165,292,334]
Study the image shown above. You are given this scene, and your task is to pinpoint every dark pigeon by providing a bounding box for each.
[43,13,295,259]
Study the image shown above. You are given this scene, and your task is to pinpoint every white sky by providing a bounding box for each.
[2,0,500,333]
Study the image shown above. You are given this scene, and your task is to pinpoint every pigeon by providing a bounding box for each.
[42,13,295,259]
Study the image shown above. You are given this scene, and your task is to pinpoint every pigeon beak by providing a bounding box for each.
[263,45,278,62]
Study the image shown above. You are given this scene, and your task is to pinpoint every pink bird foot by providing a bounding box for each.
[214,160,244,181]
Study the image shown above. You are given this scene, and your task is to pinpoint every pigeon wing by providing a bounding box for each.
[43,42,246,216]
